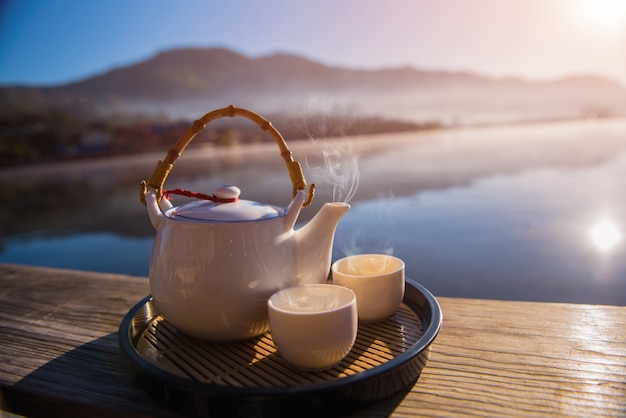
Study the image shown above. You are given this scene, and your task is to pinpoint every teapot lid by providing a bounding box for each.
[165,185,283,222]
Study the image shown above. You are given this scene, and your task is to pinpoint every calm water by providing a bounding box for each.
[2,118,626,305]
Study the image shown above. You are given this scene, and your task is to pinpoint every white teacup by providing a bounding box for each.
[332,254,405,322]
[267,284,357,371]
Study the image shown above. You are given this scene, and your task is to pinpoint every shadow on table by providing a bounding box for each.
[3,332,178,418]
[3,330,417,418]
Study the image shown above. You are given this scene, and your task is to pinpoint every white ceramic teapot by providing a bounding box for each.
[140,106,350,341]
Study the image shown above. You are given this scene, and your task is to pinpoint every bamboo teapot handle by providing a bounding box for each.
[139,105,315,207]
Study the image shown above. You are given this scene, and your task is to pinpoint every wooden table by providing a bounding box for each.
[1,263,624,417]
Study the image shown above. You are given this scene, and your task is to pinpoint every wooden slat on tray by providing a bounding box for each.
[135,303,424,388]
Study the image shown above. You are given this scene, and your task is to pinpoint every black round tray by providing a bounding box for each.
[118,278,442,417]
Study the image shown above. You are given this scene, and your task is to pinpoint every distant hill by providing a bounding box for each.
[2,47,626,125]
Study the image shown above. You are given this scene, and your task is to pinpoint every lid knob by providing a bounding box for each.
[213,185,241,200]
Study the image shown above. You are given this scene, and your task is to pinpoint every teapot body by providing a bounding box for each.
[140,106,350,341]
[149,215,295,341]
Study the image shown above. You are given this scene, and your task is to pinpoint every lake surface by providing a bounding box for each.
[2,117,626,305]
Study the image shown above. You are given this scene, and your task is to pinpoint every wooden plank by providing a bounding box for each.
[1,263,625,417]
[374,298,626,417]
[0,263,181,418]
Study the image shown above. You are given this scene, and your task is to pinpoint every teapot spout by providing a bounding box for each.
[293,202,350,285]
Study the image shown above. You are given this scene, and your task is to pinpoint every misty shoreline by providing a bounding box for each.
[3,116,626,225]
[2,114,623,181]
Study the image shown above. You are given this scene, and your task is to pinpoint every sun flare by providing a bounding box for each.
[572,0,626,38]
[590,220,622,251]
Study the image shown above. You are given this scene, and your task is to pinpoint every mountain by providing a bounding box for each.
[2,47,626,125]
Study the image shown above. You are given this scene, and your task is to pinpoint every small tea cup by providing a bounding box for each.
[332,254,405,322]
[267,284,357,371]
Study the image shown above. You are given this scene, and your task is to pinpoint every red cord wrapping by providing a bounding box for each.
[162,188,238,203]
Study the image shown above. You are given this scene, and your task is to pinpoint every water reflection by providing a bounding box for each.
[0,233,152,276]
[2,118,626,305]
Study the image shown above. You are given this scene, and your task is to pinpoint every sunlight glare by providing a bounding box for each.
[572,0,626,39]
[590,220,622,251]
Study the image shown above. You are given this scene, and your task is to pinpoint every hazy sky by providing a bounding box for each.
[1,0,625,86]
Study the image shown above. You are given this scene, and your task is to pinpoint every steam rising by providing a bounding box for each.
[299,98,394,257]
[320,144,360,203]
[271,286,351,313]
[340,193,395,257]
[300,99,361,203]
[284,293,342,312]
[345,255,392,276]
